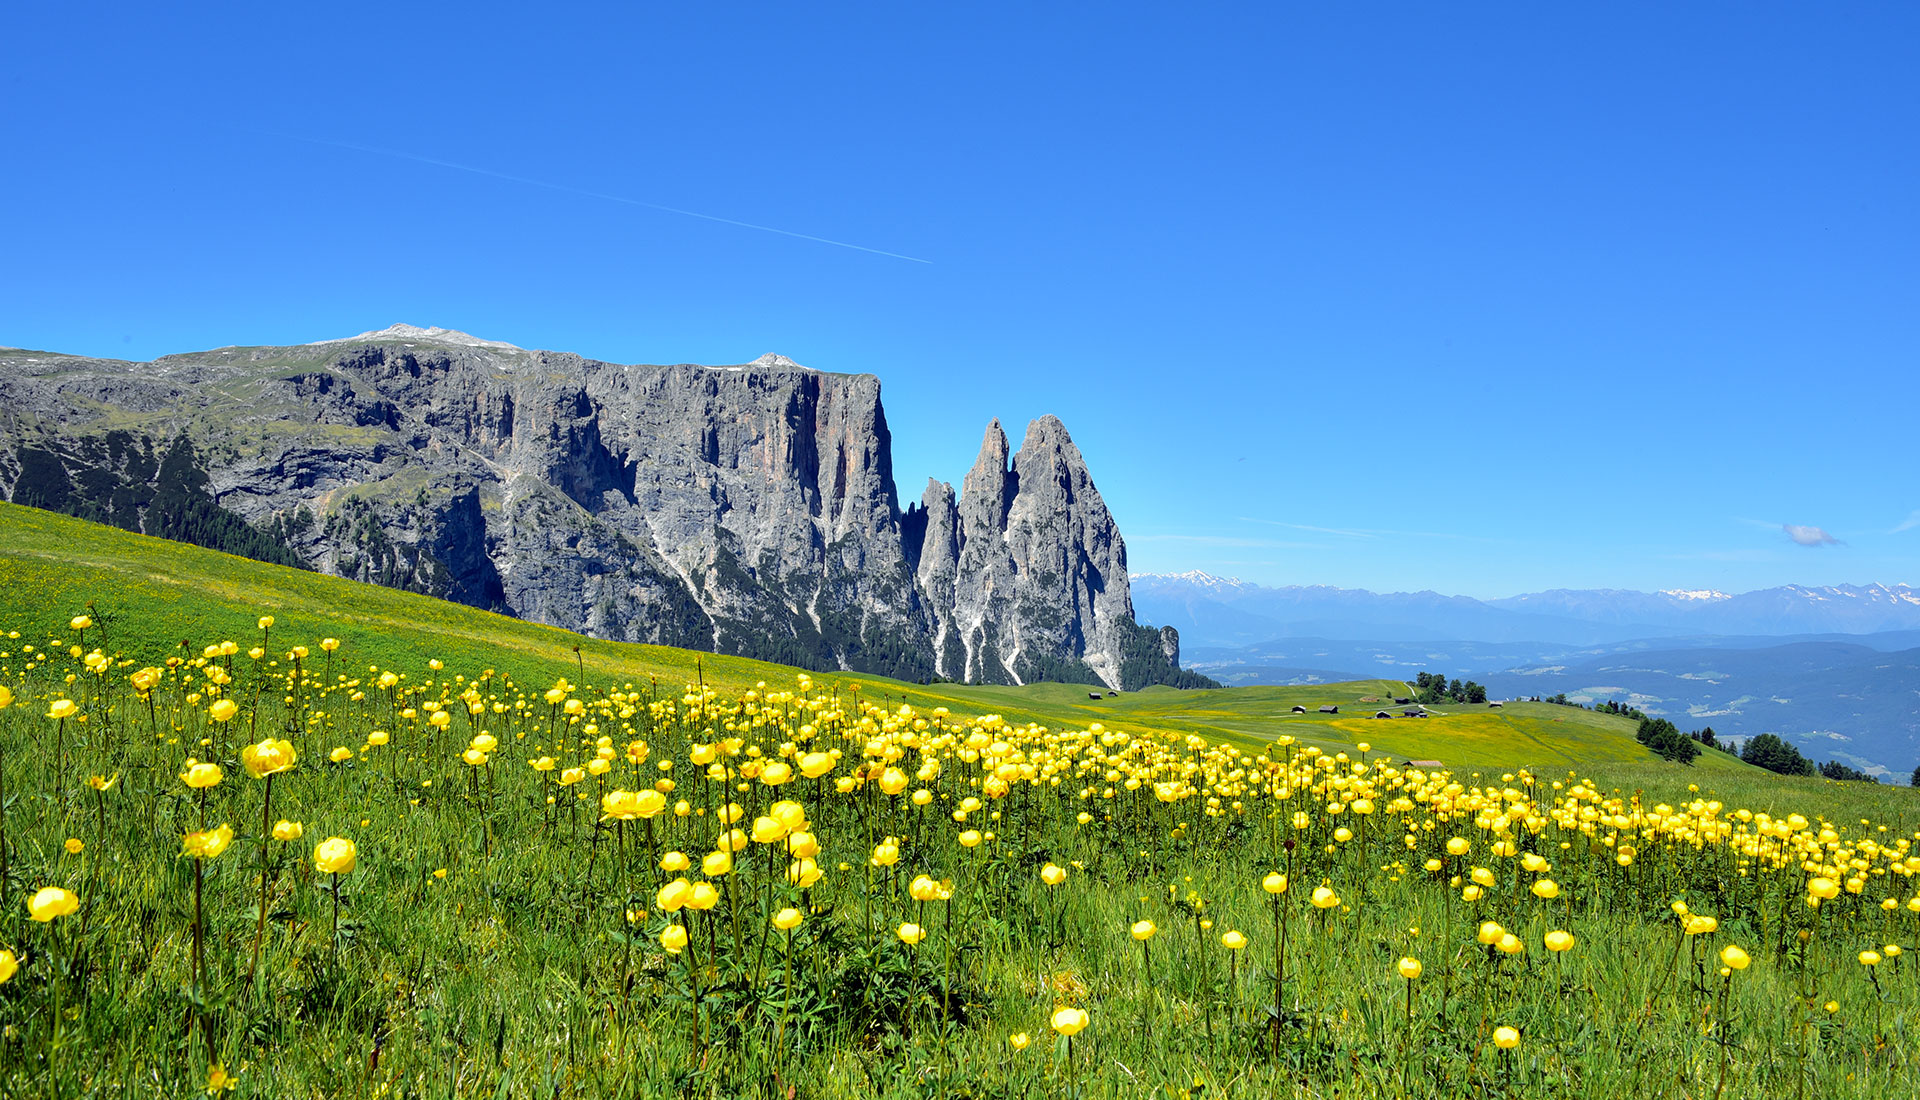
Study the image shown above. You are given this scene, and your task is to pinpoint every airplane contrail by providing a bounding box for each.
[279,134,932,264]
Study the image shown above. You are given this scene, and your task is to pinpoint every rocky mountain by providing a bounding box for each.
[0,325,1205,690]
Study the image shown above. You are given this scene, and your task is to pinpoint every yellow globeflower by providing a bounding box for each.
[0,686,10,709]
[870,839,901,867]
[1222,930,1249,950]
[1496,933,1524,956]
[957,830,982,848]
[1493,1026,1520,1050]
[1051,1006,1090,1035]
[183,823,235,859]
[702,850,733,877]
[660,923,688,954]
[1720,945,1751,970]
[47,699,79,721]
[1544,930,1576,953]
[656,879,692,912]
[1530,879,1560,900]
[180,761,224,789]
[1807,877,1841,900]
[207,699,239,723]
[787,831,821,859]
[1397,957,1422,980]
[1131,920,1157,941]
[1009,1032,1032,1050]
[1859,950,1883,967]
[313,837,357,875]
[1041,863,1067,886]
[798,752,835,778]
[0,950,16,984]
[1684,915,1718,936]
[241,738,297,779]
[272,820,304,841]
[1263,872,1288,895]
[1446,837,1471,857]
[788,857,824,888]
[1310,886,1340,909]
[772,907,803,931]
[909,875,941,902]
[28,887,79,922]
[686,882,720,911]
[898,922,928,945]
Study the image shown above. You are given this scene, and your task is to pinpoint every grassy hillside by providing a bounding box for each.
[1,503,1702,768]
[5,501,1919,1099]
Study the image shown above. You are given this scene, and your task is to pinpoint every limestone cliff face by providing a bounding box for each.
[914,417,1134,686]
[0,325,1194,687]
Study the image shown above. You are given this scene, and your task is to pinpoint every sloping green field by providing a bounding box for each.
[0,501,1756,784]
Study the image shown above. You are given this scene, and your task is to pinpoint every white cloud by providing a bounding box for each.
[1893,511,1920,534]
[1783,524,1841,547]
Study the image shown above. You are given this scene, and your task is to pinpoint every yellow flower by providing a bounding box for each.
[1720,945,1751,970]
[1493,1026,1520,1050]
[1263,872,1288,895]
[1041,863,1067,886]
[799,751,834,778]
[1050,1006,1089,1036]
[88,773,117,791]
[686,882,720,911]
[1860,950,1883,967]
[772,907,803,931]
[1310,886,1339,909]
[1684,915,1718,936]
[1131,920,1157,941]
[272,820,304,841]
[205,1062,237,1094]
[1497,933,1524,956]
[702,850,733,877]
[207,699,239,723]
[129,667,162,694]
[1446,837,1471,856]
[1009,1032,1032,1050]
[27,886,79,922]
[1530,879,1560,900]
[258,616,275,630]
[656,879,692,912]
[180,761,224,789]
[0,686,10,709]
[183,824,235,859]
[241,738,297,779]
[1222,930,1249,950]
[313,837,357,875]
[330,746,354,763]
[898,922,927,945]
[1397,956,1422,980]
[1544,930,1575,953]
[46,699,78,721]
[957,830,982,848]
[63,838,83,855]
[660,923,688,954]
[0,950,16,983]
[1807,877,1840,900]
[871,838,901,867]
[788,858,823,888]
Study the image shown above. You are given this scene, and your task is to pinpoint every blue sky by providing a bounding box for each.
[4,3,1915,598]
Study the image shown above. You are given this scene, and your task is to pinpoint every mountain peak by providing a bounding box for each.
[310,323,520,350]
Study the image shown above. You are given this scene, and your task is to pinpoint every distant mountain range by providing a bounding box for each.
[1132,572,1920,647]
[1138,573,1920,778]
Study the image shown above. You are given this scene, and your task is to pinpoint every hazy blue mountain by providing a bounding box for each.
[1133,572,1920,649]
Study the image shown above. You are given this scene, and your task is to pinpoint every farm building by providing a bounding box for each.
[1373,710,1394,719]
[1318,705,1339,714]
[1402,759,1444,769]
[1290,705,1307,714]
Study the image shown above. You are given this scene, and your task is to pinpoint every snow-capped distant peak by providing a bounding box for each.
[310,324,521,350]
[1660,589,1731,602]
[1131,570,1247,590]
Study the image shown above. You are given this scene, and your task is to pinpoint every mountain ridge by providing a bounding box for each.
[0,328,1204,690]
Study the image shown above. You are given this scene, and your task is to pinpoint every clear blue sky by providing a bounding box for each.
[4,3,1915,598]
